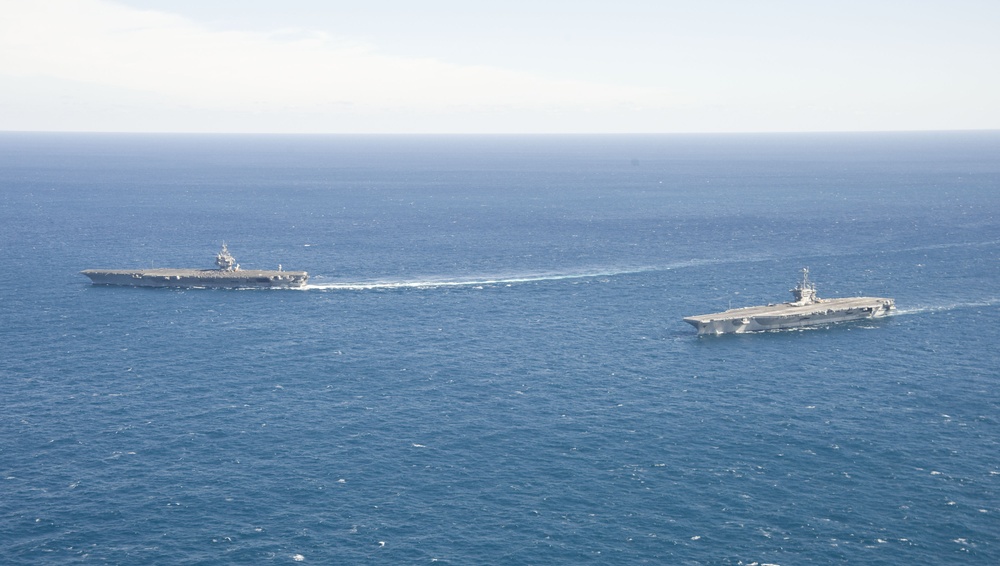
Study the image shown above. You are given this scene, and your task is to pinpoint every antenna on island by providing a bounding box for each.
[215,242,239,271]
[790,267,818,305]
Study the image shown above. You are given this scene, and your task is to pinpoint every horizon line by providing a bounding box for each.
[2,128,999,137]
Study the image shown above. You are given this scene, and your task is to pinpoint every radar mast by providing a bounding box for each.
[215,243,239,271]
[790,267,818,305]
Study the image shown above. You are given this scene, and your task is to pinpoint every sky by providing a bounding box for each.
[1,0,998,134]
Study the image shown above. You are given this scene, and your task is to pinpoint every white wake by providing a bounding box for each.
[296,257,738,291]
[300,268,647,291]
[895,298,1000,316]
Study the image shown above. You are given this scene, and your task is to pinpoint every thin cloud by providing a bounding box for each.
[0,0,669,113]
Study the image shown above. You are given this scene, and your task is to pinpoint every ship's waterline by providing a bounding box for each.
[684,268,894,335]
[81,244,308,289]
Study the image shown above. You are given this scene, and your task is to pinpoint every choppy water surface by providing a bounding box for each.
[1,132,998,564]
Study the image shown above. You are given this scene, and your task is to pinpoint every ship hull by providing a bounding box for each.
[684,297,894,335]
[81,268,308,289]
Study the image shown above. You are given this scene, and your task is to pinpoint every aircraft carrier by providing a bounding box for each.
[81,244,308,289]
[684,268,894,335]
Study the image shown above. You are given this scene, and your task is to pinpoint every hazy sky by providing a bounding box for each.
[1,0,998,133]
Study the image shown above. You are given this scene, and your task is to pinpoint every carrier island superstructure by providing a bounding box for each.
[684,268,894,335]
[81,244,308,289]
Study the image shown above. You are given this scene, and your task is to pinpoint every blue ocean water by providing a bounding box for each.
[1,131,998,564]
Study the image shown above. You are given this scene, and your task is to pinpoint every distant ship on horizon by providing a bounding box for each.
[684,268,894,335]
[81,244,308,288]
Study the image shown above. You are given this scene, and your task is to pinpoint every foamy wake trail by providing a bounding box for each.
[301,269,646,291]
[895,298,1000,316]
[900,239,1000,253]
[296,257,750,291]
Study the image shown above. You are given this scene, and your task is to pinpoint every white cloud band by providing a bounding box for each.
[0,0,666,114]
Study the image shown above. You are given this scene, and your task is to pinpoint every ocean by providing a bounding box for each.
[1,131,998,564]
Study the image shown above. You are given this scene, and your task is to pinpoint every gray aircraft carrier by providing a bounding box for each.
[684,268,894,335]
[81,244,308,289]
